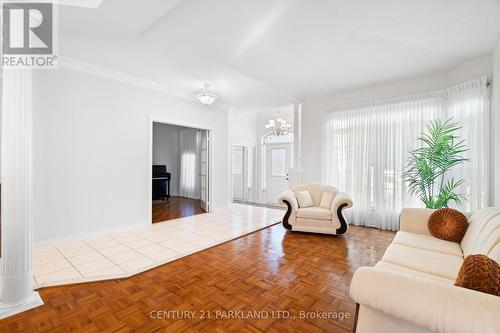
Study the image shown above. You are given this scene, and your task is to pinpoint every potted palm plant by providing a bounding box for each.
[404,119,468,209]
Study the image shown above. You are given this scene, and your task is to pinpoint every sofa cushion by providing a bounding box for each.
[467,215,500,260]
[375,261,454,285]
[296,207,332,220]
[295,191,314,208]
[393,231,463,257]
[489,243,500,264]
[461,207,500,257]
[381,243,463,280]
[428,208,469,242]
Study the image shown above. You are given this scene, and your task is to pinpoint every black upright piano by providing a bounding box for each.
[152,165,171,201]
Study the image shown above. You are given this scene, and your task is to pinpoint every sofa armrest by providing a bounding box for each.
[350,267,500,333]
[277,190,298,229]
[399,208,435,236]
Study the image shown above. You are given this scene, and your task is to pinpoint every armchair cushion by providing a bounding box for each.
[293,182,337,206]
[297,207,332,220]
[295,190,314,208]
[319,191,335,209]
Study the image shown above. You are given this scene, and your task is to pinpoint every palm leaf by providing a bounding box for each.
[404,118,468,209]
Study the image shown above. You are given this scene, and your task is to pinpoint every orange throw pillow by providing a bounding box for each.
[428,208,468,242]
[455,255,500,296]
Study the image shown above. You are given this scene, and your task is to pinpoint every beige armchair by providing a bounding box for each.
[277,182,353,235]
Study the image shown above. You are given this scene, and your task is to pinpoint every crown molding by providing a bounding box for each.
[58,56,196,102]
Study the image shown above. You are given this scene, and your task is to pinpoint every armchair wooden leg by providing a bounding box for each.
[282,200,292,230]
[353,303,360,333]
[335,203,349,234]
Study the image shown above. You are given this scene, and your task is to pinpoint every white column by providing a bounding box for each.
[293,102,302,170]
[288,102,303,186]
[227,107,234,205]
[0,67,43,318]
[493,41,500,206]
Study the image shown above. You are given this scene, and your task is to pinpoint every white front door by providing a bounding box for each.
[200,130,210,212]
[266,144,291,204]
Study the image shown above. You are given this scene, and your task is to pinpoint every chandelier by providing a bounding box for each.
[265,110,291,136]
[196,83,218,105]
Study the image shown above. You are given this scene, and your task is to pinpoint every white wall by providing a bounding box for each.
[301,55,494,185]
[32,67,229,245]
[152,123,179,196]
[230,111,259,145]
[230,107,294,146]
[493,42,500,206]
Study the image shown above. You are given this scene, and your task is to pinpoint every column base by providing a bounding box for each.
[0,291,43,320]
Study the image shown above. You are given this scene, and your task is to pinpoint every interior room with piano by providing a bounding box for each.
[1,2,500,332]
[152,122,209,223]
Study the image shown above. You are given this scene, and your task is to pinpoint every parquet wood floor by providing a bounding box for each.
[152,197,206,223]
[0,225,395,333]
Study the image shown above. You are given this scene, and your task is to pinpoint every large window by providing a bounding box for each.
[324,77,490,230]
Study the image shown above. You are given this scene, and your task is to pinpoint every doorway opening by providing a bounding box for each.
[150,121,210,223]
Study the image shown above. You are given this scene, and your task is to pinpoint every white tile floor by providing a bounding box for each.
[32,204,283,288]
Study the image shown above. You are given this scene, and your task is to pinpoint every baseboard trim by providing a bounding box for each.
[34,221,150,248]
[0,291,43,320]
[232,200,285,210]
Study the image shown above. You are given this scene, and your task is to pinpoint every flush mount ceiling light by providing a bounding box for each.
[196,83,218,105]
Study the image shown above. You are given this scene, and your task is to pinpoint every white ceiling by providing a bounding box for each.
[58,0,183,37]
[57,0,500,108]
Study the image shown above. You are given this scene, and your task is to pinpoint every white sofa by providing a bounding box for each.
[350,207,500,333]
[277,182,353,235]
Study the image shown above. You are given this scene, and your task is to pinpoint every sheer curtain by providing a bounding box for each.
[179,128,201,199]
[445,77,490,211]
[324,104,374,225]
[324,77,489,230]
